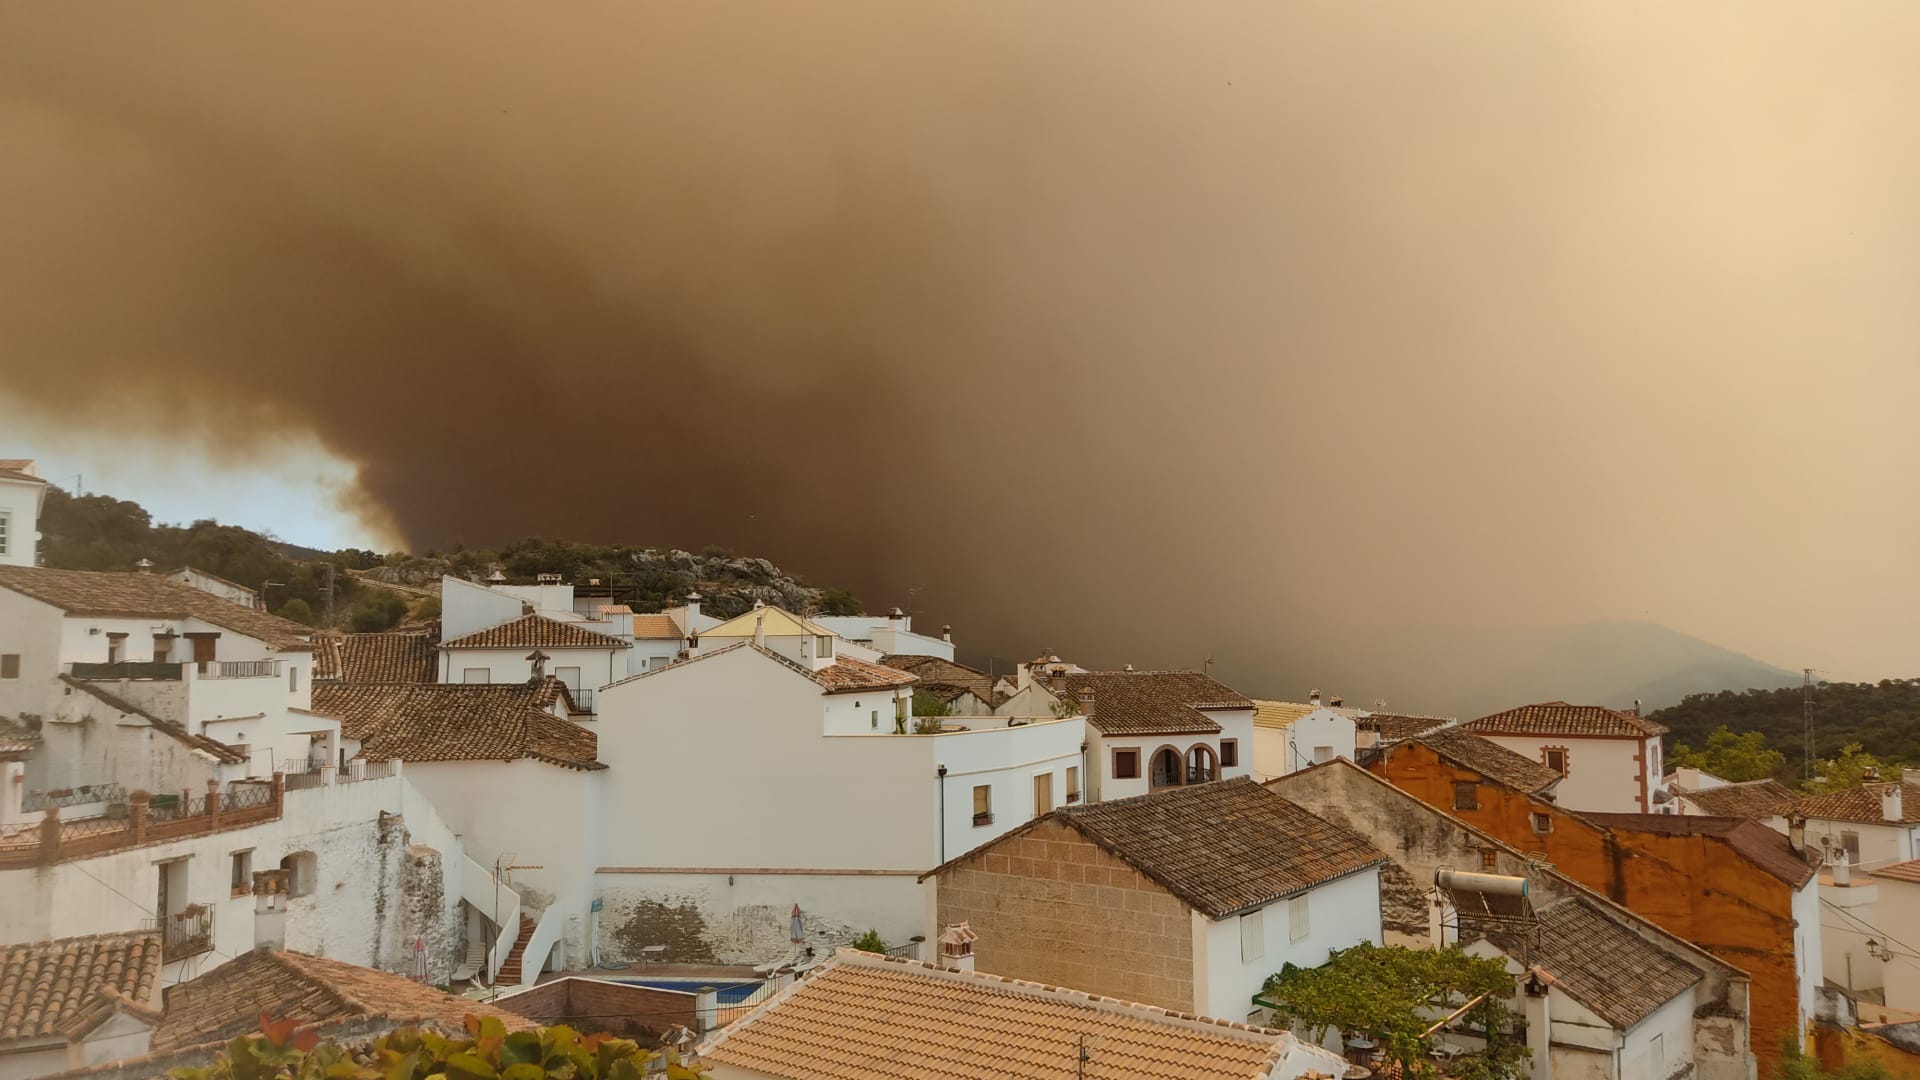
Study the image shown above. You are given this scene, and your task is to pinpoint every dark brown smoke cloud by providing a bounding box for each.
[5,3,1920,705]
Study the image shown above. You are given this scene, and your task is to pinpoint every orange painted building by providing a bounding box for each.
[1371,732,1821,1076]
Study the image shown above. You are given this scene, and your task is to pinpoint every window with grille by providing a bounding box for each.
[0,510,9,556]
[1453,781,1479,811]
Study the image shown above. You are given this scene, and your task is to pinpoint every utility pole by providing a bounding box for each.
[1803,669,1817,783]
[323,564,335,625]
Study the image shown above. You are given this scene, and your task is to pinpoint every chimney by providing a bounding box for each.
[938,922,977,973]
[1330,695,1344,708]
[487,567,506,583]
[941,624,953,644]
[753,613,767,648]
[1863,765,1882,783]
[526,649,549,681]
[887,606,906,632]
[1309,689,1321,707]
[693,986,718,1035]
[1787,814,1807,854]
[1076,688,1096,717]
[1883,782,1903,823]
[1047,656,1065,694]
[1831,848,1852,886]
[135,558,154,574]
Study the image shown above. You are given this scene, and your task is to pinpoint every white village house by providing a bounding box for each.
[1458,701,1667,813]
[0,460,46,570]
[1250,695,1360,779]
[1044,664,1256,801]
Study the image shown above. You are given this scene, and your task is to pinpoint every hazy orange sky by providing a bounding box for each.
[2,3,1916,689]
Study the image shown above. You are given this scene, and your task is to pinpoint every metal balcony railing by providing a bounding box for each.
[22,783,125,812]
[69,661,182,680]
[160,907,214,962]
[566,687,594,713]
[203,659,279,679]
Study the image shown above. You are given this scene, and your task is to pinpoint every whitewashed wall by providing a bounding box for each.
[439,645,625,691]
[1476,733,1647,812]
[440,576,526,641]
[0,589,62,719]
[1194,869,1382,1022]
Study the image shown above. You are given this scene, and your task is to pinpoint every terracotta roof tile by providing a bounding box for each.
[150,950,532,1053]
[1870,858,1920,884]
[439,614,631,651]
[1677,779,1798,820]
[1788,782,1920,825]
[0,566,313,650]
[0,931,160,1045]
[1047,777,1387,918]
[882,656,1000,704]
[1583,812,1818,887]
[699,949,1331,1079]
[628,614,683,640]
[1481,897,1701,1029]
[0,717,39,758]
[814,657,918,693]
[1463,701,1667,739]
[312,632,436,684]
[1055,671,1250,736]
[310,684,602,770]
[1366,713,1457,743]
[1408,728,1563,796]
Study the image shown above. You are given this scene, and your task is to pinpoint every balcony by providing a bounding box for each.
[160,907,214,962]
[69,661,182,680]
[202,659,279,679]
[566,687,594,713]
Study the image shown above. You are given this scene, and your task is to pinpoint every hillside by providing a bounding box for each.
[1652,678,1920,771]
[35,486,862,630]
[1227,619,1801,721]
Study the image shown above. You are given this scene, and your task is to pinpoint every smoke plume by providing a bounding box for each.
[4,3,1919,702]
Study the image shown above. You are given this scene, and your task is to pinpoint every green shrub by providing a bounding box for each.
[849,929,887,954]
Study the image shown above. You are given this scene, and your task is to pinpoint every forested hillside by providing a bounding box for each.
[35,486,862,631]
[1653,678,1920,771]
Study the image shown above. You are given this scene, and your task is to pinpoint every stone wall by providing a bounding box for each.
[932,817,1196,1013]
[496,976,697,1039]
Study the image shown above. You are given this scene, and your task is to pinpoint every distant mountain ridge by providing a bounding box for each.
[1219,619,1800,721]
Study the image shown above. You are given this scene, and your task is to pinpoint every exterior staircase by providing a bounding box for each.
[494,915,537,987]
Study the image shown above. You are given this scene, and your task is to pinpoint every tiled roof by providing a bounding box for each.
[1678,779,1798,820]
[814,657,918,694]
[1366,713,1456,743]
[1463,701,1668,739]
[1050,777,1387,918]
[60,677,248,764]
[0,717,39,758]
[0,461,46,484]
[699,606,836,640]
[1410,728,1563,795]
[1482,897,1701,1029]
[312,632,436,684]
[1053,671,1251,736]
[0,931,160,1045]
[150,950,532,1053]
[629,614,683,640]
[1788,782,1920,825]
[1870,858,1920,885]
[1584,812,1818,887]
[698,949,1330,1080]
[1251,701,1317,730]
[310,684,603,770]
[0,566,313,650]
[438,614,631,651]
[882,655,1000,704]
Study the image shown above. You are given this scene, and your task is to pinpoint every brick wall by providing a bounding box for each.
[496,976,695,1039]
[1370,744,1800,1076]
[932,818,1196,1012]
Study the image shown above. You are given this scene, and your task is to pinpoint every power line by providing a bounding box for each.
[1820,897,1920,960]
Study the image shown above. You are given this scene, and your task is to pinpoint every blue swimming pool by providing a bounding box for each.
[613,978,763,1005]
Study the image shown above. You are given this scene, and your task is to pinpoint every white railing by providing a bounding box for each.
[461,853,522,986]
[513,904,565,988]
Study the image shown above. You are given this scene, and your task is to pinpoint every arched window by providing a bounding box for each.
[1186,744,1219,785]
[1149,747,1183,789]
[279,851,317,898]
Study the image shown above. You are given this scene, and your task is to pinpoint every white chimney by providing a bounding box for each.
[693,986,718,1035]
[1309,689,1321,707]
[684,590,702,624]
[1883,783,1903,823]
[888,606,905,629]
[135,558,154,574]
[1831,848,1852,886]
[938,922,977,973]
[753,613,767,648]
[941,624,953,644]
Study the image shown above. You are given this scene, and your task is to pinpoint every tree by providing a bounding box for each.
[1669,726,1787,782]
[850,929,887,954]
[817,588,863,616]
[168,1012,705,1079]
[349,591,410,633]
[1769,1035,1890,1080]
[912,690,954,718]
[1263,943,1526,1080]
[276,598,315,625]
[1806,743,1904,794]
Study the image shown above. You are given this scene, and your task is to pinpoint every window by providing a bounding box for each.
[1114,749,1141,780]
[1453,781,1479,811]
[1543,748,1568,776]
[1841,831,1861,865]
[1530,812,1553,835]
[107,634,126,663]
[231,850,254,897]
[1650,1034,1665,1080]
[1033,773,1053,817]
[152,635,172,663]
[1220,740,1239,768]
[462,668,489,684]
[288,664,300,692]
[0,654,16,680]
[1480,849,1498,871]
[0,509,9,555]
[1066,765,1081,803]
[555,666,581,690]
[870,710,879,730]
[1240,908,1265,962]
[972,785,993,827]
[1289,894,1310,941]
[1313,745,1335,764]
[280,852,317,897]
[816,635,835,658]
